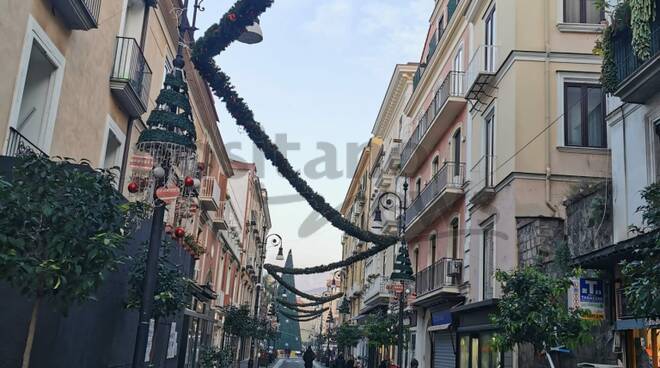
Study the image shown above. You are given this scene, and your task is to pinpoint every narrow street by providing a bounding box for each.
[271,358,309,368]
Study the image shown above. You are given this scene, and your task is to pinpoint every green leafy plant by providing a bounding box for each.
[0,153,145,368]
[335,323,361,351]
[491,267,594,355]
[363,311,398,349]
[621,182,660,318]
[183,234,205,259]
[125,240,191,320]
[630,0,656,59]
[199,347,233,368]
[223,305,257,338]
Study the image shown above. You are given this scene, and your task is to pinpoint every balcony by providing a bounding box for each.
[414,258,462,306]
[199,176,221,212]
[5,127,47,157]
[51,0,100,30]
[383,141,401,174]
[400,72,466,175]
[211,202,228,232]
[466,45,500,103]
[611,6,660,104]
[469,155,496,206]
[405,162,465,238]
[362,276,390,307]
[110,37,152,118]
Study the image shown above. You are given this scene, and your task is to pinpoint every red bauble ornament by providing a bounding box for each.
[127,182,139,193]
[184,176,194,187]
[228,13,237,22]
[174,227,185,238]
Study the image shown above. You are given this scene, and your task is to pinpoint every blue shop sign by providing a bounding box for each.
[431,311,452,326]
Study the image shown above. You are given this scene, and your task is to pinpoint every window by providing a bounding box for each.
[432,156,440,176]
[564,83,606,148]
[483,225,494,300]
[450,218,459,258]
[654,120,660,182]
[458,333,505,368]
[101,119,125,171]
[564,0,603,24]
[414,248,420,273]
[9,18,65,155]
[484,113,495,187]
[430,234,437,266]
[485,7,496,72]
[453,129,462,180]
[121,0,146,40]
[415,177,422,198]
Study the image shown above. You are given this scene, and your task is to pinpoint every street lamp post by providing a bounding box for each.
[373,182,414,368]
[248,232,284,368]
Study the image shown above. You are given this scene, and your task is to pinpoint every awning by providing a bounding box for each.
[428,323,451,332]
[572,230,658,269]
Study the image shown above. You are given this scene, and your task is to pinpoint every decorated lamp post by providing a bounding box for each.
[248,231,284,368]
[372,182,414,368]
[128,51,198,368]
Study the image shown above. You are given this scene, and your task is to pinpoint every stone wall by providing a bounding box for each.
[517,217,565,267]
[564,181,613,258]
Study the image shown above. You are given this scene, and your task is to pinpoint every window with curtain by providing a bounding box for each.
[564,0,603,23]
[564,83,606,148]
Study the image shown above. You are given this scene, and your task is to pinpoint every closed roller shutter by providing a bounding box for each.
[433,332,455,368]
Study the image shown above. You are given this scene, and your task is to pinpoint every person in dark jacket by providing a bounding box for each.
[345,357,355,368]
[378,359,389,368]
[335,354,345,368]
[303,346,316,368]
[410,358,419,368]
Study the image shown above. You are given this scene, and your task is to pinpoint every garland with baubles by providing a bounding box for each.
[276,297,340,309]
[191,0,398,248]
[264,240,391,275]
[280,306,330,317]
[279,309,325,322]
[269,271,343,303]
[275,302,330,314]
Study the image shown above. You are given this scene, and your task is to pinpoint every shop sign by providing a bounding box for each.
[431,310,452,327]
[569,278,605,320]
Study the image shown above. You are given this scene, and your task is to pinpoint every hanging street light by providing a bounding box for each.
[372,182,412,368]
[250,232,284,368]
[238,19,264,44]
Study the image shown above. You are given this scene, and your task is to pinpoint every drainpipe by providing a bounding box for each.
[119,2,152,190]
[544,0,558,216]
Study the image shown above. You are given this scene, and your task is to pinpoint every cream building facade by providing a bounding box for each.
[0,1,269,366]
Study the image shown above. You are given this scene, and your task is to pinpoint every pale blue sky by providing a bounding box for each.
[193,0,432,289]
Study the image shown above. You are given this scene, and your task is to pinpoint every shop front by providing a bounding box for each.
[452,300,512,368]
[429,310,456,368]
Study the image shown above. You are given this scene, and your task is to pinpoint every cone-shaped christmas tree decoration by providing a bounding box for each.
[275,250,303,352]
[129,54,198,208]
[391,246,414,282]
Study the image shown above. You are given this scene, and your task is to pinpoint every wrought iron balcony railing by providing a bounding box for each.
[401,71,465,172]
[110,37,152,118]
[415,258,463,297]
[405,161,465,228]
[51,0,101,30]
[611,1,660,103]
[5,127,47,157]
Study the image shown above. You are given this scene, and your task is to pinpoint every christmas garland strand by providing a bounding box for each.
[191,0,398,248]
[279,306,330,316]
[276,297,339,309]
[264,240,392,275]
[279,309,325,322]
[269,271,343,303]
[275,302,330,314]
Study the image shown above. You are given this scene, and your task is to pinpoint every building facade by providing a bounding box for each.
[572,1,660,367]
[0,1,270,367]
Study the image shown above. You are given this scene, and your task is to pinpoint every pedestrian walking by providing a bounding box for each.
[410,358,419,368]
[303,346,316,368]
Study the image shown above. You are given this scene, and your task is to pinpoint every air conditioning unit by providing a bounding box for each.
[449,260,462,276]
